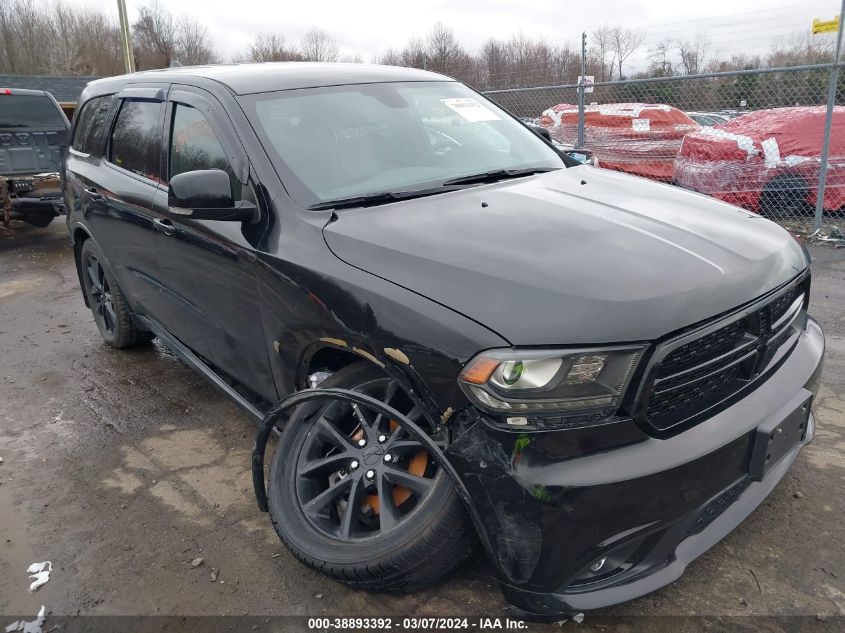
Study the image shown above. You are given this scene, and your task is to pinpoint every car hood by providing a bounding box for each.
[323,167,807,345]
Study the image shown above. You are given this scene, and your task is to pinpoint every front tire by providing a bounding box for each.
[268,362,476,592]
[79,239,153,348]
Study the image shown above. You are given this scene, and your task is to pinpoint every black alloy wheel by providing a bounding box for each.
[294,376,444,540]
[84,251,117,337]
[267,362,476,591]
[79,239,153,348]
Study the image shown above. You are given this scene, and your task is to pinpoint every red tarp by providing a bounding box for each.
[540,103,700,181]
[673,106,845,213]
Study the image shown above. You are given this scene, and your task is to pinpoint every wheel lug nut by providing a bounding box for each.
[350,460,359,470]
[357,438,367,447]
[365,469,375,480]
[384,454,393,463]
[378,434,387,443]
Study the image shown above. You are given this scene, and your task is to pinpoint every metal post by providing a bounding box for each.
[814,0,844,233]
[577,32,586,149]
[117,0,135,75]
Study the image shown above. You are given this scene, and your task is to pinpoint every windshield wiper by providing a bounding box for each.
[308,186,459,210]
[307,168,560,210]
[441,167,560,187]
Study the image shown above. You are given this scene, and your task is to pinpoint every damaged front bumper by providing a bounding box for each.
[251,319,824,621]
[445,317,825,619]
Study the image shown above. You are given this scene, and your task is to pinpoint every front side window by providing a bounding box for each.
[241,81,565,207]
[72,95,113,155]
[169,103,239,197]
[109,99,162,181]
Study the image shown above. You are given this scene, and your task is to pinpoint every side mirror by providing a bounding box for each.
[168,169,256,222]
[563,150,595,165]
[530,125,552,142]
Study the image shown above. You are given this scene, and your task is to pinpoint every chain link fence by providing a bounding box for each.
[482,63,845,233]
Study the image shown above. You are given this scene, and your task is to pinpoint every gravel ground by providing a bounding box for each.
[1,220,844,632]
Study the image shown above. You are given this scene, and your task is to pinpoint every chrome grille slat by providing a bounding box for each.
[653,347,758,395]
[653,334,759,391]
[639,277,808,433]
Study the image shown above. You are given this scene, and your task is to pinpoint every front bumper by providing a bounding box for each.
[446,317,824,619]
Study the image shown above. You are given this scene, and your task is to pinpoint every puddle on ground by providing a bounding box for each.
[0,477,49,615]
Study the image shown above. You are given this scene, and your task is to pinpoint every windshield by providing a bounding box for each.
[240,81,565,207]
[0,94,67,128]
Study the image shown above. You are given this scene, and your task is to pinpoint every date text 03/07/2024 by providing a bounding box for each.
[307,617,535,630]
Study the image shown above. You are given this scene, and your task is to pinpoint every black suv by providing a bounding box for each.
[63,63,824,619]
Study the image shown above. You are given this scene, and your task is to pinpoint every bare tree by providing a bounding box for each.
[610,26,645,79]
[241,33,302,62]
[767,32,833,67]
[300,28,339,62]
[132,2,216,69]
[676,32,711,75]
[648,38,675,76]
[481,38,508,88]
[426,22,464,73]
[590,25,615,81]
[133,1,178,68]
[68,8,124,75]
[377,48,402,66]
[177,16,216,65]
[0,0,124,75]
[400,37,427,68]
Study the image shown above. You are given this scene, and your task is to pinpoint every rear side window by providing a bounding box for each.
[169,103,240,197]
[109,100,162,181]
[72,96,113,156]
[0,94,67,128]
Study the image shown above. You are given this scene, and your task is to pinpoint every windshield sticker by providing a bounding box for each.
[441,98,501,122]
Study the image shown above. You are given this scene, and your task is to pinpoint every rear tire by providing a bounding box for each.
[268,362,476,592]
[79,239,153,349]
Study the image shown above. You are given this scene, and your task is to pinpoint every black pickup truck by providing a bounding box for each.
[0,87,69,227]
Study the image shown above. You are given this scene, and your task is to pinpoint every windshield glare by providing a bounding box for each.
[242,81,564,207]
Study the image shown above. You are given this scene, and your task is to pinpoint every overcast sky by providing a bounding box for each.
[75,0,841,72]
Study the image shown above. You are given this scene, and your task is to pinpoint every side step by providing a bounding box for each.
[135,315,264,422]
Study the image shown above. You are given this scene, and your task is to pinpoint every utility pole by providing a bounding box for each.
[117,0,135,74]
[577,32,586,149]
[814,0,845,233]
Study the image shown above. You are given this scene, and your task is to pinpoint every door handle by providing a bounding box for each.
[153,218,176,236]
[83,187,105,202]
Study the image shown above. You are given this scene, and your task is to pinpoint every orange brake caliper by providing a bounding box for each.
[354,420,428,515]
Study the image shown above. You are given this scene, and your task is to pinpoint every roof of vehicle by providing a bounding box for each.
[679,105,845,160]
[0,87,49,97]
[541,102,699,129]
[87,62,453,96]
[0,75,99,103]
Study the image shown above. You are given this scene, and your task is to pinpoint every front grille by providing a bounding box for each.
[657,320,746,377]
[639,277,807,433]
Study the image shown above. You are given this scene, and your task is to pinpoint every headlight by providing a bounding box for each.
[459,346,644,414]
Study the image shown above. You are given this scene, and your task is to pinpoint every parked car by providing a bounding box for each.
[687,111,730,126]
[674,106,845,215]
[540,102,700,181]
[63,63,823,620]
[0,88,69,227]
